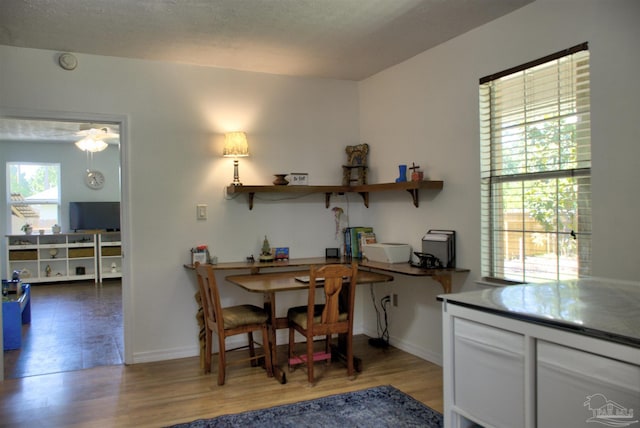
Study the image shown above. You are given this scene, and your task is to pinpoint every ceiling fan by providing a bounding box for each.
[75,123,119,152]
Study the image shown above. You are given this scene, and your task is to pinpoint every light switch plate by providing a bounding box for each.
[196,204,207,220]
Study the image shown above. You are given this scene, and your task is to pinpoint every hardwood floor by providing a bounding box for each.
[3,281,123,379]
[0,335,444,427]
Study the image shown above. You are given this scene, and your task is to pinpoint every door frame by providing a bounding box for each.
[0,108,133,377]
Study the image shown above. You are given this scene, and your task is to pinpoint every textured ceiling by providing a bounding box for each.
[1,0,532,142]
[0,119,120,144]
[0,0,533,81]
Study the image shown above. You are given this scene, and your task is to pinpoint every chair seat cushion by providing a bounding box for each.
[222,304,269,329]
[287,304,347,329]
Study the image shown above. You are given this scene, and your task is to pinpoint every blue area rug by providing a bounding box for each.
[168,385,443,427]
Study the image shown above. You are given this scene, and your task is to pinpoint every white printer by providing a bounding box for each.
[362,243,411,263]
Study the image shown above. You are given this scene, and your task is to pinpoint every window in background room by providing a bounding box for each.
[480,43,591,283]
[7,162,61,234]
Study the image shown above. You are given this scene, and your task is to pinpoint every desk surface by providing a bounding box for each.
[185,257,467,293]
[185,257,334,272]
[186,257,466,275]
[359,260,469,277]
[226,269,394,293]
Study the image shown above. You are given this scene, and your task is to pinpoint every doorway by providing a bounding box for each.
[1,113,128,379]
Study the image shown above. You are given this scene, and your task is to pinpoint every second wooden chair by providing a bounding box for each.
[287,262,359,386]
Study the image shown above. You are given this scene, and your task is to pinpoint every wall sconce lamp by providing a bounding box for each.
[223,131,249,186]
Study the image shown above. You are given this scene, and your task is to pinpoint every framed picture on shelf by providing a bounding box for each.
[289,173,308,186]
[274,247,289,260]
[191,251,207,265]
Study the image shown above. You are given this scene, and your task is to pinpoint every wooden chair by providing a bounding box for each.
[195,262,273,385]
[287,262,358,386]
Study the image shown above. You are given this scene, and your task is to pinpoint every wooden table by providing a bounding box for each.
[358,260,469,294]
[225,269,394,384]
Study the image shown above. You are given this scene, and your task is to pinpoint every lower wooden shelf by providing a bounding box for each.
[225,180,443,210]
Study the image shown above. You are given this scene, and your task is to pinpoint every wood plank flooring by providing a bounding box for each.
[3,281,123,379]
[0,335,443,427]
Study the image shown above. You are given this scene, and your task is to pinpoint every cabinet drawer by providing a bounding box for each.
[453,318,525,428]
[101,247,121,256]
[9,250,38,260]
[537,340,640,428]
[68,248,95,258]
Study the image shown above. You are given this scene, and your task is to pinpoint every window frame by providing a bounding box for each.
[479,43,592,284]
[7,161,61,234]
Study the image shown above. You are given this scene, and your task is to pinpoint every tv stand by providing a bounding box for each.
[5,232,122,284]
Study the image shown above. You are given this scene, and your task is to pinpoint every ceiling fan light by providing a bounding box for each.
[75,136,109,152]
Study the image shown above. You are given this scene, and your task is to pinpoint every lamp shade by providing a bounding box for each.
[223,132,249,157]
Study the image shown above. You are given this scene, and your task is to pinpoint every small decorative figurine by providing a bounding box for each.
[342,143,369,185]
[273,174,289,185]
[409,162,424,181]
[396,164,407,182]
[332,207,344,239]
[259,235,274,262]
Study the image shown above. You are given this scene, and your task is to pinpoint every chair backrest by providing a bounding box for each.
[307,262,359,333]
[195,262,224,332]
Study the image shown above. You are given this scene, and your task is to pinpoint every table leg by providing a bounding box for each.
[264,292,287,384]
[332,335,363,372]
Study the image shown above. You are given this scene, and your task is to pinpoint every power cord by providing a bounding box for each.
[369,285,390,348]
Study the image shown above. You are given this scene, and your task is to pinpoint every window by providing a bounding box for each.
[8,162,61,234]
[480,43,591,283]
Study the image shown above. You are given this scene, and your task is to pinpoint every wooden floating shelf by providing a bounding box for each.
[225,180,443,210]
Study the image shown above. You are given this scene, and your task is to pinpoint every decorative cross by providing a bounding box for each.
[409,162,420,172]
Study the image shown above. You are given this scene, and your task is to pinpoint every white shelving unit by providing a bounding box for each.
[6,233,97,283]
[98,232,122,281]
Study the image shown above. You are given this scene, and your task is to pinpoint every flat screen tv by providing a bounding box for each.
[69,202,120,231]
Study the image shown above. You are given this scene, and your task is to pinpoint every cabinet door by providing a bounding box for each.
[453,318,525,428]
[537,340,640,428]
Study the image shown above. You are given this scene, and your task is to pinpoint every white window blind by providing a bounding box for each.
[480,44,591,283]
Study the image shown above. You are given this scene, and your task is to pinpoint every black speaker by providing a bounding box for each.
[325,248,340,259]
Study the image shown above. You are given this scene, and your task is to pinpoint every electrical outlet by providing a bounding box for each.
[393,294,398,307]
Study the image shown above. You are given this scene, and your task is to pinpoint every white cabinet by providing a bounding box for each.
[98,232,122,281]
[442,304,640,428]
[6,233,97,283]
[537,341,640,428]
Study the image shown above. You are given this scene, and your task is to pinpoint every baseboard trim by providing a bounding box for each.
[361,327,442,366]
[133,346,199,364]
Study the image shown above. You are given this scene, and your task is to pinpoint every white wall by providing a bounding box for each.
[358,0,640,363]
[0,47,363,363]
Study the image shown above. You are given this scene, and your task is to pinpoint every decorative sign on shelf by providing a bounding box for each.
[289,173,308,185]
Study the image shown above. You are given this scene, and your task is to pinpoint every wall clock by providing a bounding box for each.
[85,170,105,189]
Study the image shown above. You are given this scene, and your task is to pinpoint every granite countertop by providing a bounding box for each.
[439,278,640,348]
